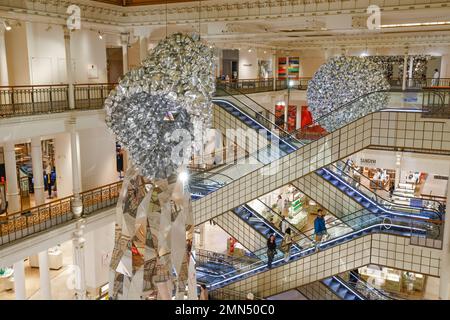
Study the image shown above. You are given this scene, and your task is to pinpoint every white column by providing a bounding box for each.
[402,50,408,91]
[440,53,450,78]
[0,30,9,86]
[73,219,87,299]
[439,166,450,300]
[13,260,26,300]
[395,153,402,187]
[64,27,75,109]
[67,119,82,217]
[4,141,20,213]
[121,33,130,74]
[38,250,51,300]
[31,137,45,206]
[272,53,277,90]
[408,56,414,87]
[139,36,148,62]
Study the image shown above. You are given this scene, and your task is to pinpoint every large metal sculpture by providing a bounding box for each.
[105,33,215,300]
[306,56,390,132]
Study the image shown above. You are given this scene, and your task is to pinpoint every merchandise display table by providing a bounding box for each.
[29,248,63,270]
[0,268,14,291]
[287,211,308,230]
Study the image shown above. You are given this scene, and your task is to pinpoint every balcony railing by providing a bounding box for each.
[0,181,122,247]
[421,86,450,119]
[0,83,116,119]
[74,83,117,110]
[2,79,450,119]
[0,84,70,117]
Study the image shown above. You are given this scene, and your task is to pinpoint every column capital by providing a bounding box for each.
[120,32,130,45]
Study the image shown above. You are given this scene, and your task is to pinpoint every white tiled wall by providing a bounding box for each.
[223,233,441,298]
[195,111,450,225]
[292,172,363,219]
[297,280,340,300]
[213,211,266,252]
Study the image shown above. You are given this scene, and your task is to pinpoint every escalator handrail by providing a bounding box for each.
[202,210,434,284]
[216,83,280,121]
[333,159,445,212]
[286,90,390,141]
[325,275,366,300]
[345,271,395,300]
[208,220,430,288]
[325,164,443,221]
[213,86,293,138]
[252,197,313,241]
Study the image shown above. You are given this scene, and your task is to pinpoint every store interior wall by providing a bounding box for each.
[84,221,115,295]
[25,22,66,85]
[78,127,117,191]
[4,23,30,85]
[70,29,107,84]
[238,49,258,79]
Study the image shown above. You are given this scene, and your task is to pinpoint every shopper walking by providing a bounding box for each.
[283,198,290,217]
[266,234,277,268]
[276,195,283,214]
[432,68,440,86]
[314,209,328,251]
[282,228,293,262]
[199,284,209,300]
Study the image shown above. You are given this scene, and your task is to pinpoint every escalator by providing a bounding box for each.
[184,87,446,295]
[208,86,444,223]
[197,207,433,292]
[317,162,443,220]
[321,276,365,300]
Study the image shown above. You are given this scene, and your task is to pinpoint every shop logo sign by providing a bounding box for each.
[367,5,381,30]
[67,5,81,30]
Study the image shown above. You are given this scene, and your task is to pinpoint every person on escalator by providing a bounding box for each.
[276,195,283,214]
[314,209,327,251]
[281,217,288,233]
[282,228,293,262]
[267,234,277,268]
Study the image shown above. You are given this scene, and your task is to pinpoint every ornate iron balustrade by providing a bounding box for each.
[0,181,122,247]
[422,87,450,119]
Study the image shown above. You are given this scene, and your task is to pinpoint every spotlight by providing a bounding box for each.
[3,21,11,31]
[248,48,252,53]
[179,171,189,183]
[98,31,103,40]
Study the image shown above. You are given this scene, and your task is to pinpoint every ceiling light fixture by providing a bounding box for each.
[3,20,11,31]
[381,21,450,28]
[98,31,103,40]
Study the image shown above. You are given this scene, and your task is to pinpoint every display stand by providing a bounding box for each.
[29,247,63,270]
[0,268,14,291]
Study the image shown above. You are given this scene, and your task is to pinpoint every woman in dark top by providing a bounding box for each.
[267,234,277,268]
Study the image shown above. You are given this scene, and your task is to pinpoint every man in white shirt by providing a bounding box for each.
[432,69,440,86]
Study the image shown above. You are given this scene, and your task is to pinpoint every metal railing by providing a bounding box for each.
[74,83,116,110]
[0,83,116,118]
[389,78,450,91]
[0,181,122,246]
[0,84,69,117]
[2,79,450,119]
[421,87,450,119]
